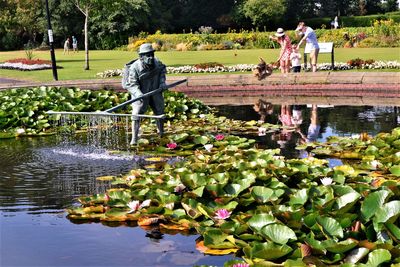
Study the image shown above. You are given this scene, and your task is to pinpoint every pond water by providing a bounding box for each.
[1,104,399,267]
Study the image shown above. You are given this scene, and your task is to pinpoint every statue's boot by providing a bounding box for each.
[156,119,164,137]
[130,120,140,145]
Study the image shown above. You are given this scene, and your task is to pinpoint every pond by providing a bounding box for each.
[1,104,399,267]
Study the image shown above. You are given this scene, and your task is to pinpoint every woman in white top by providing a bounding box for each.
[296,22,319,72]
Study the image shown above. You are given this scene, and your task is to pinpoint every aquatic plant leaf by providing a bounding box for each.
[194,135,210,145]
[335,166,357,178]
[206,184,226,197]
[203,228,228,246]
[324,238,358,253]
[220,221,240,234]
[374,200,400,223]
[247,214,276,233]
[195,240,238,255]
[96,175,115,181]
[363,249,391,267]
[243,242,293,260]
[181,173,207,188]
[389,165,400,176]
[331,185,356,197]
[361,190,391,220]
[335,192,361,212]
[385,222,400,241]
[344,247,369,264]
[304,235,327,254]
[316,216,344,238]
[103,208,129,221]
[181,201,201,219]
[192,186,205,197]
[251,186,274,203]
[289,189,308,207]
[224,183,245,197]
[261,224,297,245]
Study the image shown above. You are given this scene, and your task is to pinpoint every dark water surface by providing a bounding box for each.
[1,105,399,267]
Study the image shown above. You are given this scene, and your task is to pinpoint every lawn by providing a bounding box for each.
[0,47,399,82]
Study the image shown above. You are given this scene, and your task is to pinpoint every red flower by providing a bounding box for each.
[166,142,177,150]
[215,134,225,141]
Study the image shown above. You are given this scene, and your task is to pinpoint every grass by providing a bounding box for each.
[0,47,399,82]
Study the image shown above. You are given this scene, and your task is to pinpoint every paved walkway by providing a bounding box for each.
[1,72,399,106]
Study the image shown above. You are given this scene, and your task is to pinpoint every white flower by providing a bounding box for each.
[199,114,206,118]
[126,175,136,182]
[204,144,213,152]
[16,128,25,134]
[258,127,267,136]
[139,199,151,209]
[127,200,140,213]
[165,202,174,210]
[351,134,360,139]
[370,160,380,169]
[320,177,333,186]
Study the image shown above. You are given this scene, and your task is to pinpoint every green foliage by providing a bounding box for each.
[0,86,211,136]
[127,21,400,51]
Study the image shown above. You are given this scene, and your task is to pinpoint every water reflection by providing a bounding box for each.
[215,102,399,159]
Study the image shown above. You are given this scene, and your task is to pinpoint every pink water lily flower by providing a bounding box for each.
[215,134,225,141]
[214,208,231,220]
[127,199,151,213]
[166,142,177,150]
[127,200,140,213]
[232,263,249,267]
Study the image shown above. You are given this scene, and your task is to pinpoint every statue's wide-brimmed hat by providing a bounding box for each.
[275,28,285,37]
[138,43,155,54]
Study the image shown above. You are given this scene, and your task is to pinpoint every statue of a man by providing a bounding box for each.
[122,43,167,145]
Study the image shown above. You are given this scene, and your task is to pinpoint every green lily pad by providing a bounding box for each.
[374,200,400,224]
[260,224,297,245]
[324,238,358,253]
[316,216,344,238]
[251,186,274,203]
[361,190,391,221]
[247,214,276,233]
[362,249,391,267]
[243,242,293,260]
[389,165,400,176]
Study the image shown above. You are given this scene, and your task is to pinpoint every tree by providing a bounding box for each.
[382,0,399,12]
[0,0,45,50]
[239,0,286,28]
[89,0,150,49]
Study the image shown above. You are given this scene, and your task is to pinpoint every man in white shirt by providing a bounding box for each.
[296,22,319,72]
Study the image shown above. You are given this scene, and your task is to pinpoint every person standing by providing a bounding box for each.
[72,36,78,52]
[290,44,301,73]
[296,22,319,72]
[334,16,339,29]
[122,43,167,145]
[63,37,70,54]
[269,28,292,74]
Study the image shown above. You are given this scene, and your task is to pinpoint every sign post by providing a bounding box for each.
[45,0,58,81]
[304,42,334,70]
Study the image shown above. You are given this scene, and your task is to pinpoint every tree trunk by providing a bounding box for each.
[84,7,89,70]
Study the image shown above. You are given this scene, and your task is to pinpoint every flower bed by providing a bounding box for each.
[0,58,55,71]
[96,61,400,78]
